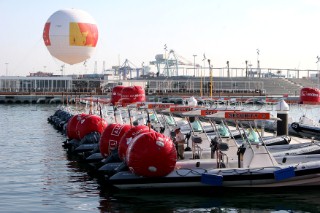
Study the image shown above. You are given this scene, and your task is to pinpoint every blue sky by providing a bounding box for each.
[1,0,320,76]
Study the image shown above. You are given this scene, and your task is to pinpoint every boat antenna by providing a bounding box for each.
[89,95,93,114]
[146,111,151,131]
[128,108,132,127]
[113,105,117,123]
[98,103,103,130]
[99,103,102,118]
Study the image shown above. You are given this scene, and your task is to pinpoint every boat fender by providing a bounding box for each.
[291,122,300,132]
[282,157,287,164]
[201,173,223,186]
[274,167,295,181]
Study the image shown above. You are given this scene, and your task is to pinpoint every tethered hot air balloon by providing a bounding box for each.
[43,8,98,65]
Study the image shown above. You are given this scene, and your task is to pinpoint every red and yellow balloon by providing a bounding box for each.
[43,8,98,65]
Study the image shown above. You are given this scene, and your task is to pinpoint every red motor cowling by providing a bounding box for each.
[110,85,125,105]
[66,113,87,140]
[76,114,108,139]
[300,87,320,103]
[99,123,132,158]
[126,131,177,177]
[121,86,146,104]
[118,125,151,161]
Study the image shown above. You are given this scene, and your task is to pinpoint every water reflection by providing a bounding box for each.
[99,188,320,212]
[2,104,320,212]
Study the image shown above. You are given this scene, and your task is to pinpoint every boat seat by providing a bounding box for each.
[219,142,229,151]
[192,135,202,144]
[191,135,203,159]
[242,145,279,168]
[193,146,202,159]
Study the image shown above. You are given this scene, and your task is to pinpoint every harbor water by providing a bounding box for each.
[2,104,320,212]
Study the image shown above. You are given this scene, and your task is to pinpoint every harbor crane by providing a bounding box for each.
[118,59,143,79]
[150,49,198,77]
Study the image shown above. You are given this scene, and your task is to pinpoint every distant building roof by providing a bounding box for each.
[29,71,53,77]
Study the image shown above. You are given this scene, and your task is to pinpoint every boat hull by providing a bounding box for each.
[109,161,320,190]
[291,122,320,139]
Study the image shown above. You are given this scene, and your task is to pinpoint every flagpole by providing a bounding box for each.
[208,59,213,99]
[201,53,206,97]
[200,69,203,97]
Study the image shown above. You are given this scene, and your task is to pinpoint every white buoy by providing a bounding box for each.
[188,96,198,106]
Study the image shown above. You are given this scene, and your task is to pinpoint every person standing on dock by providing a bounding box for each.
[174,127,185,160]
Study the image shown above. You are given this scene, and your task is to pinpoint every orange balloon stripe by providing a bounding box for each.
[69,22,98,47]
[43,23,51,46]
[78,23,98,47]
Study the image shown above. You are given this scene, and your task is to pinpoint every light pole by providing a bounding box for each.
[60,64,65,76]
[245,60,248,78]
[200,53,207,97]
[5,62,9,76]
[141,62,145,76]
[164,44,168,76]
[257,49,260,78]
[193,54,197,77]
[227,61,230,78]
[317,56,320,88]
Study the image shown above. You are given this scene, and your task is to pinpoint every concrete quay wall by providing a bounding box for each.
[0,94,106,104]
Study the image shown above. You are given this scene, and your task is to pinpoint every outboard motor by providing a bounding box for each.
[80,131,101,145]
[101,149,121,164]
[114,161,129,174]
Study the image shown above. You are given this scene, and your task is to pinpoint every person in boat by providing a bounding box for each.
[174,127,185,160]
